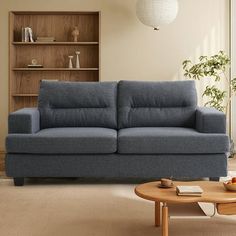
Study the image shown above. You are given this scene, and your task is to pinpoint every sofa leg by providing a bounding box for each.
[209,177,220,182]
[14,178,24,186]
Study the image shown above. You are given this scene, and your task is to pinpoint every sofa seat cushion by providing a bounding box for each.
[6,128,117,154]
[118,127,229,154]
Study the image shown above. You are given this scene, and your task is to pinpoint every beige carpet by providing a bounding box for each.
[0,178,236,236]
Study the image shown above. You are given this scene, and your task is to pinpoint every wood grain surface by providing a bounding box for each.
[9,11,100,112]
[135,181,236,204]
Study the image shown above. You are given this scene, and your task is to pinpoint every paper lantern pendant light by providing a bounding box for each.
[136,0,179,30]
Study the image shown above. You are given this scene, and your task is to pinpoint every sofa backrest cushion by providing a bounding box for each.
[118,80,197,128]
[38,81,117,129]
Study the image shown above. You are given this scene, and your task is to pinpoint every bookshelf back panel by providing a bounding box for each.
[13,97,38,111]
[13,71,99,94]
[14,45,98,68]
[13,13,99,42]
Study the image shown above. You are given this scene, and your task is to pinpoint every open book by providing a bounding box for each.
[176,186,203,197]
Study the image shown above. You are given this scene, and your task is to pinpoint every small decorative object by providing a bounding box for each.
[28,27,34,42]
[223,177,236,191]
[136,0,179,30]
[158,178,173,188]
[27,58,43,68]
[75,51,80,69]
[31,59,37,65]
[68,56,74,68]
[72,26,79,42]
[21,27,34,42]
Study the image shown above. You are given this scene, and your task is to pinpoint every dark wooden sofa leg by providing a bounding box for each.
[14,178,24,186]
[209,177,220,181]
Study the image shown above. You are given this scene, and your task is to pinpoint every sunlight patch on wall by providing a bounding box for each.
[173,21,228,107]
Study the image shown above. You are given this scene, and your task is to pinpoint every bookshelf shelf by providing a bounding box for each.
[12,42,99,45]
[12,94,39,97]
[13,68,99,71]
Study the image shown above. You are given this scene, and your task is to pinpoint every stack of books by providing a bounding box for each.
[176,186,203,197]
[36,37,55,42]
[27,64,43,68]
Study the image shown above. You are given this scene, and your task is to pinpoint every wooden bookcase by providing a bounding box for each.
[9,11,100,112]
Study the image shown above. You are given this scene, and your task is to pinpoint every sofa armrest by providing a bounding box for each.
[8,108,40,134]
[196,107,226,133]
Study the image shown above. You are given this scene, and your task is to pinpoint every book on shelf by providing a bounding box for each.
[176,186,203,197]
[41,79,59,82]
[36,37,55,42]
[37,37,55,40]
[27,65,43,68]
[21,27,34,42]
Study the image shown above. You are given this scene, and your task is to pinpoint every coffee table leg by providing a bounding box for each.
[162,202,168,236]
[155,201,161,227]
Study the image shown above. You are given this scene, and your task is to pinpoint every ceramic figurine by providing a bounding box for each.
[72,26,79,42]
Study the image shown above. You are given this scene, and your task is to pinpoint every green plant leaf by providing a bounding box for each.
[182,51,231,112]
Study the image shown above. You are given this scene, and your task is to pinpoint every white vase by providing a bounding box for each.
[68,56,73,69]
[75,51,80,69]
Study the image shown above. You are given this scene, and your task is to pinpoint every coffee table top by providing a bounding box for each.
[135,181,236,204]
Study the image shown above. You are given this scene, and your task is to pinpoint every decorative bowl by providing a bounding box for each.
[223,182,236,191]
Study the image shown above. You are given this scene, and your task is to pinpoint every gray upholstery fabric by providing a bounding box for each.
[196,107,226,133]
[6,128,117,154]
[8,108,40,134]
[6,81,230,183]
[118,80,197,128]
[6,153,227,179]
[118,127,229,154]
[38,81,117,129]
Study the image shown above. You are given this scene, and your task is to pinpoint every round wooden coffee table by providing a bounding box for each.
[135,181,236,236]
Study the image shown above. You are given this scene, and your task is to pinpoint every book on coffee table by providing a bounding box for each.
[176,186,203,197]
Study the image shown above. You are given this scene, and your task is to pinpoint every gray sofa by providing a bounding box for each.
[5,80,229,186]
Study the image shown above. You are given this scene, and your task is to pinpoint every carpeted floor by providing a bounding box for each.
[0,176,236,236]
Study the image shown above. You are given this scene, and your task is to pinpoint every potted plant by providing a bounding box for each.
[182,51,236,157]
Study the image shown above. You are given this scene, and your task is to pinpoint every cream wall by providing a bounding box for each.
[0,0,229,151]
